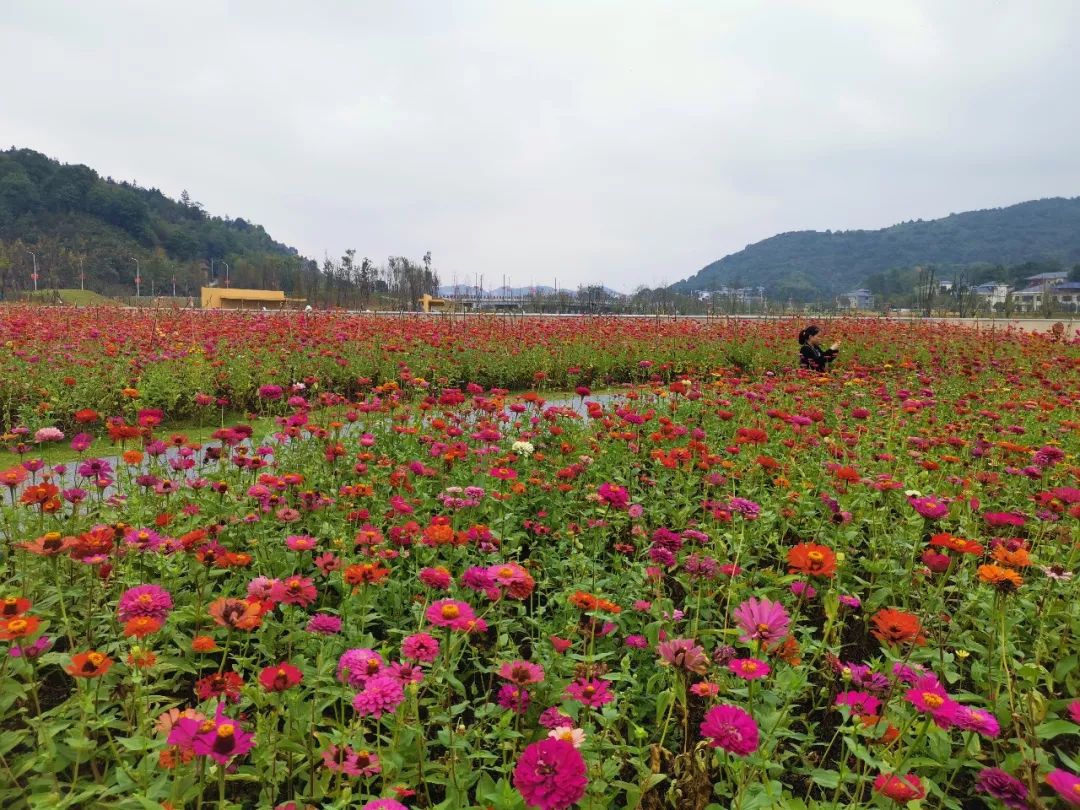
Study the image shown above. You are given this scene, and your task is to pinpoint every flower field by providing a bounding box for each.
[1,307,1079,809]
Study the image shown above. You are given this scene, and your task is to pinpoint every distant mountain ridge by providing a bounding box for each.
[671,197,1080,301]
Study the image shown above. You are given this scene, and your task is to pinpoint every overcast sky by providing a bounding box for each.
[3,1,1079,291]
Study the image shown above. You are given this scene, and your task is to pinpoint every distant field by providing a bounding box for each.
[22,288,118,306]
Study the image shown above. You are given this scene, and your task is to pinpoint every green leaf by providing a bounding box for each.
[1036,720,1079,739]
[809,768,841,789]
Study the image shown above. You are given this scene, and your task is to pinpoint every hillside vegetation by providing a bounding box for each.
[673,197,1080,300]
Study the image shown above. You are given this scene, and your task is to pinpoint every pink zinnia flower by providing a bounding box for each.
[322,745,380,777]
[425,598,476,630]
[183,703,255,764]
[1069,700,1080,724]
[904,675,959,729]
[732,597,790,645]
[285,534,317,552]
[952,705,1000,738]
[270,576,317,607]
[337,648,385,687]
[539,707,573,729]
[360,801,407,810]
[835,691,881,716]
[352,675,405,719]
[401,632,440,663]
[564,678,614,708]
[548,726,586,748]
[657,638,709,675]
[306,613,342,635]
[513,738,588,810]
[690,681,720,698]
[700,704,759,756]
[983,511,1026,528]
[497,683,530,714]
[597,482,629,509]
[728,658,770,680]
[117,585,173,623]
[909,495,949,520]
[499,660,546,686]
[419,566,453,590]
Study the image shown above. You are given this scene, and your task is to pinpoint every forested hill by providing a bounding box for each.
[0,147,313,298]
[671,197,1080,300]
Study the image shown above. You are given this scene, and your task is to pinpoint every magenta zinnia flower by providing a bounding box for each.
[904,675,959,729]
[952,705,1000,738]
[117,584,173,623]
[974,768,1028,809]
[337,648,385,687]
[732,597,790,645]
[834,691,881,717]
[908,495,949,520]
[186,703,255,764]
[657,638,709,675]
[1047,769,1080,806]
[401,632,440,663]
[513,738,588,810]
[564,678,614,709]
[306,613,342,635]
[360,801,408,810]
[700,704,759,756]
[728,657,770,680]
[597,482,629,509]
[352,675,405,719]
[497,683,531,714]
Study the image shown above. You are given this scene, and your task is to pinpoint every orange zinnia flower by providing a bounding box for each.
[207,598,263,631]
[191,635,219,652]
[126,647,157,668]
[343,563,390,587]
[20,532,74,556]
[929,533,983,555]
[991,546,1031,568]
[871,608,926,646]
[978,564,1023,591]
[787,543,837,578]
[0,615,40,640]
[124,617,162,638]
[67,651,114,678]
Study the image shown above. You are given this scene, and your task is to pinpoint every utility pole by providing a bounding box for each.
[78,256,85,290]
[131,256,140,302]
[222,261,230,288]
[26,250,38,292]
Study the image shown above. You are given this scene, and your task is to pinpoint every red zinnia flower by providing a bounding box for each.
[787,543,837,578]
[259,662,304,692]
[67,651,114,678]
[871,608,926,646]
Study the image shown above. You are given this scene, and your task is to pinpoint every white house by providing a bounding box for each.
[972,283,1010,307]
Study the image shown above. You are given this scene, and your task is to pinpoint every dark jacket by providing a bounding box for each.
[799,343,837,372]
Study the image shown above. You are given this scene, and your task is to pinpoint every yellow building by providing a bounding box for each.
[419,294,452,312]
[200,287,305,310]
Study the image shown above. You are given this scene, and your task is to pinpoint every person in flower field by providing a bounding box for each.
[798,324,840,371]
